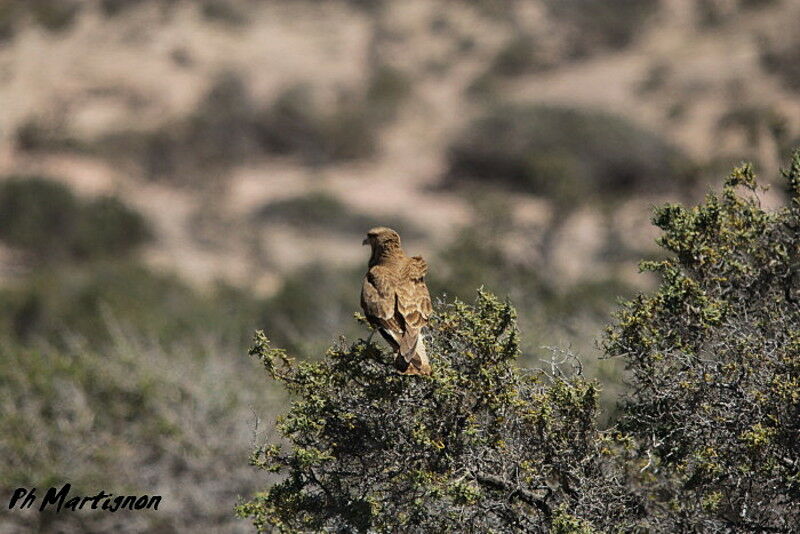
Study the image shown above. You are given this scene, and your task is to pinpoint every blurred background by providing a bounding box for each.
[1,0,799,531]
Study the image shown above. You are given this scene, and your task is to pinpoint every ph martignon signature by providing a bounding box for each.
[8,484,161,513]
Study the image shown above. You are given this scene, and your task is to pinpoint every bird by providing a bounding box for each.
[361,227,433,375]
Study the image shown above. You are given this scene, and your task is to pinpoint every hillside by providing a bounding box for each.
[1,0,797,292]
[1,1,799,531]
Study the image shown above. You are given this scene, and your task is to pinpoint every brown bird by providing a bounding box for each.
[361,227,433,375]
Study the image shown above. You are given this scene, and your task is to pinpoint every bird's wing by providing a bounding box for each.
[395,256,432,357]
[361,265,403,345]
[408,255,428,278]
[400,256,432,322]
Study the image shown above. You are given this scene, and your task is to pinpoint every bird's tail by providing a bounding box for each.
[397,333,431,376]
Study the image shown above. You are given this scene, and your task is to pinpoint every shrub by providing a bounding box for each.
[0,177,80,259]
[255,85,324,160]
[760,39,800,93]
[698,0,779,27]
[238,291,644,532]
[28,0,81,32]
[365,65,412,122]
[241,151,800,532]
[430,202,635,419]
[445,105,686,203]
[16,117,83,153]
[73,196,152,260]
[185,71,259,167]
[0,261,261,347]
[100,0,149,17]
[740,0,779,7]
[695,0,734,27]
[546,0,661,56]
[0,331,273,532]
[716,104,788,147]
[105,74,386,182]
[256,191,420,238]
[0,0,81,39]
[488,33,552,78]
[256,66,409,164]
[257,264,364,358]
[98,72,261,182]
[636,61,671,95]
[0,2,17,42]
[0,176,150,262]
[605,154,800,531]
[256,85,377,165]
[201,0,245,25]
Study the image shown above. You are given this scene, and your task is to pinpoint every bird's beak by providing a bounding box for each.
[362,238,369,246]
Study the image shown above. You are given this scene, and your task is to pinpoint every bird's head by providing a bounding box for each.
[363,227,401,252]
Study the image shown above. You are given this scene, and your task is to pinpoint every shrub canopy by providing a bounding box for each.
[0,176,150,262]
[239,291,642,533]
[605,156,800,531]
[446,105,685,203]
[242,153,800,533]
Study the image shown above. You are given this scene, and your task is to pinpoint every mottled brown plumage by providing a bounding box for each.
[361,227,433,375]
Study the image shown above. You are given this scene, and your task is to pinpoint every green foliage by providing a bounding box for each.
[239,291,643,532]
[784,149,800,204]
[445,105,687,203]
[605,153,800,531]
[551,506,596,534]
[0,176,150,262]
[241,152,800,533]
